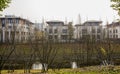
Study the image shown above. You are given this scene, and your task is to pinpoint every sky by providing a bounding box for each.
[1,0,119,25]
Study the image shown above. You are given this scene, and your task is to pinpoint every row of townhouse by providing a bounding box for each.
[74,20,103,41]
[44,20,103,42]
[45,20,120,41]
[0,15,35,43]
[1,15,120,43]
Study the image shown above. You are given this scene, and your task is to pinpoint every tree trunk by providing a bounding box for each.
[41,63,48,73]
[0,70,1,74]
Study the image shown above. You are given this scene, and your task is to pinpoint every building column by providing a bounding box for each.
[19,31,21,42]
[24,32,27,42]
[13,30,17,42]
[96,28,97,40]
[0,31,1,42]
[58,34,61,41]
[52,29,54,40]
[8,29,11,41]
[2,28,5,42]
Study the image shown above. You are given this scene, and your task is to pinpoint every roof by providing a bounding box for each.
[75,24,83,26]
[84,20,102,24]
[83,20,102,26]
[85,20,102,22]
[107,22,120,28]
[0,15,34,24]
[46,20,64,23]
[46,20,64,26]
[75,20,102,26]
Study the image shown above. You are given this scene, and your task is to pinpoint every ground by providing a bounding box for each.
[1,66,120,74]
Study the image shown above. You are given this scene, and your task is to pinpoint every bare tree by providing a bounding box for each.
[0,18,18,74]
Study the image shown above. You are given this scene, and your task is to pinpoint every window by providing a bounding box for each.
[8,26,12,29]
[110,35,112,38]
[61,35,67,40]
[49,29,52,33]
[49,35,53,39]
[2,19,5,24]
[92,29,95,33]
[82,29,87,34]
[92,35,96,39]
[8,19,11,24]
[113,29,115,33]
[16,19,19,24]
[54,35,58,39]
[2,19,5,27]
[82,35,87,38]
[109,30,111,34]
[62,29,67,33]
[10,19,13,24]
[97,35,100,39]
[113,35,115,38]
[97,29,101,33]
[54,29,58,33]
[2,23,5,27]
[116,35,118,38]
[44,28,47,31]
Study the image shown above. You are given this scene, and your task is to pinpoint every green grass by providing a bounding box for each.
[1,66,120,74]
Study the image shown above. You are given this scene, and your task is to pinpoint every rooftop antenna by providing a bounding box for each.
[106,17,109,25]
[78,14,81,25]
[99,17,102,26]
[65,17,67,24]
[20,14,23,18]
[42,16,45,24]
[113,15,115,22]
[27,16,29,21]
[71,18,73,24]
[42,16,47,30]
[35,20,37,24]
[99,17,102,21]
[86,15,88,21]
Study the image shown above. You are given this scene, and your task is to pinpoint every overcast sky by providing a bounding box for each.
[1,0,119,24]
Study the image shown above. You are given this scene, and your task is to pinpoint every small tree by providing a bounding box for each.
[111,0,120,16]
[0,0,11,12]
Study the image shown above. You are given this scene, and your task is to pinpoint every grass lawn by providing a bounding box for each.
[1,66,120,74]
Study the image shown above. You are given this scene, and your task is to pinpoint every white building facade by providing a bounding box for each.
[75,20,103,41]
[46,21,69,42]
[0,15,35,43]
[106,22,120,39]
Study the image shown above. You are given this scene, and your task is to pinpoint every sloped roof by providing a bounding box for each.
[46,20,64,26]
[107,22,120,28]
[75,20,102,26]
[0,15,34,24]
